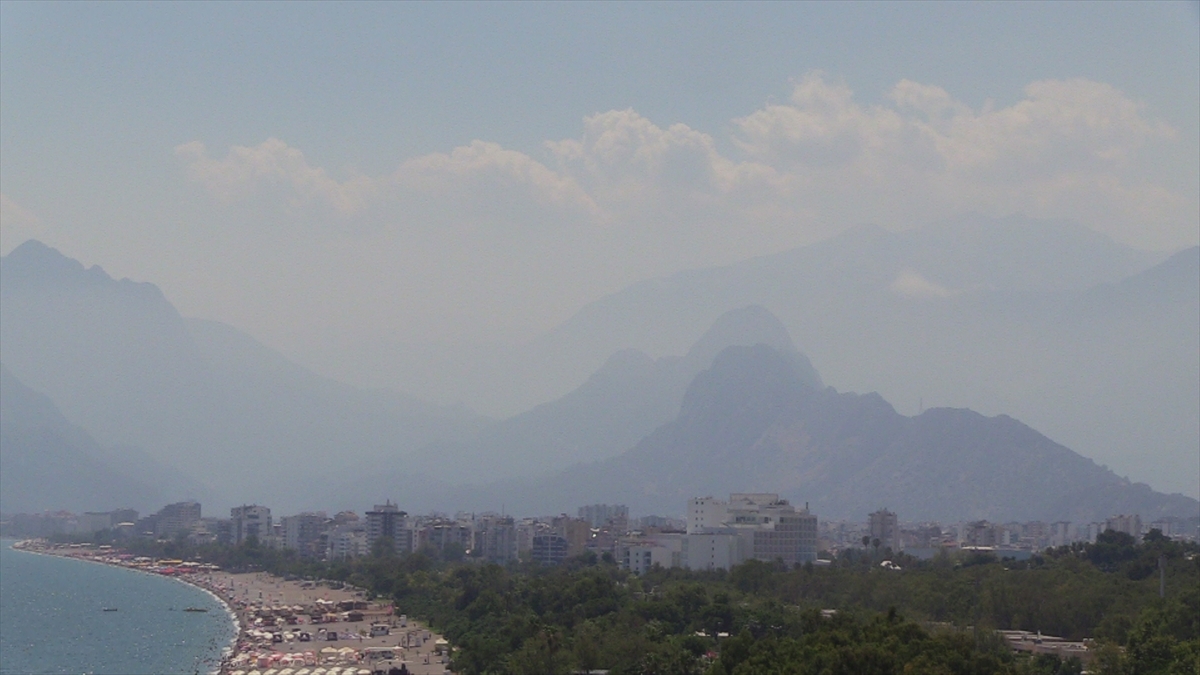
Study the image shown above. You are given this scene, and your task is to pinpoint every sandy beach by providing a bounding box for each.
[200,570,452,675]
[14,541,453,675]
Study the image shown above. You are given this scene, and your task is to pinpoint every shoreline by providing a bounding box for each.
[11,539,454,674]
[9,538,237,674]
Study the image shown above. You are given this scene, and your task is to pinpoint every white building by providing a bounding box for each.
[683,493,818,570]
[682,531,745,571]
[230,504,271,545]
[620,533,684,574]
[328,525,369,559]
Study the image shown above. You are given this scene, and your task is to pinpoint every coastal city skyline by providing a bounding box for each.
[5,493,1193,572]
[2,3,1197,672]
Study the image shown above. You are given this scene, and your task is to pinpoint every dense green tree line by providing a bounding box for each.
[108,531,1198,674]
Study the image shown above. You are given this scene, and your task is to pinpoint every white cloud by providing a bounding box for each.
[726,73,1185,245]
[389,140,600,219]
[178,75,1187,252]
[175,138,375,215]
[170,73,1192,348]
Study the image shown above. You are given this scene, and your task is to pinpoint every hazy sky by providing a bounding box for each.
[2,1,1198,361]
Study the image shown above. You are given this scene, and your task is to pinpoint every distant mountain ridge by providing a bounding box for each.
[375,214,1196,498]
[449,344,1197,522]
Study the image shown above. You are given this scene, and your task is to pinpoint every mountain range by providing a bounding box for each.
[359,213,1198,499]
[1,219,1196,521]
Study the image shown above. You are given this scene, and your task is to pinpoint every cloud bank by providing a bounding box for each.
[168,74,1190,348]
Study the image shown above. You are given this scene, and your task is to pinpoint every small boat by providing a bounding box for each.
[183,607,209,612]
[102,607,118,612]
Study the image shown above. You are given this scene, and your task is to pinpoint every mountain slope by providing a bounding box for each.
[0,240,487,512]
[0,365,166,513]
[405,305,821,484]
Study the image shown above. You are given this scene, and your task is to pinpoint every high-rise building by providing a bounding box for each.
[110,509,139,528]
[422,520,470,554]
[531,534,569,566]
[230,505,271,544]
[1106,514,1142,538]
[282,512,328,557]
[156,501,202,539]
[578,504,629,529]
[328,525,368,559]
[553,516,592,557]
[472,516,518,563]
[961,520,1000,547]
[365,502,408,554]
[1049,521,1074,548]
[79,512,115,534]
[868,509,900,552]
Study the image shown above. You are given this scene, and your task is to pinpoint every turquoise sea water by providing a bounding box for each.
[0,539,236,675]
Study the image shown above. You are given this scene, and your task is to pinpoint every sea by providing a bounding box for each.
[0,539,236,675]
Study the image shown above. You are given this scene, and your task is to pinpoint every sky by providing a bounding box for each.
[2,1,1198,361]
